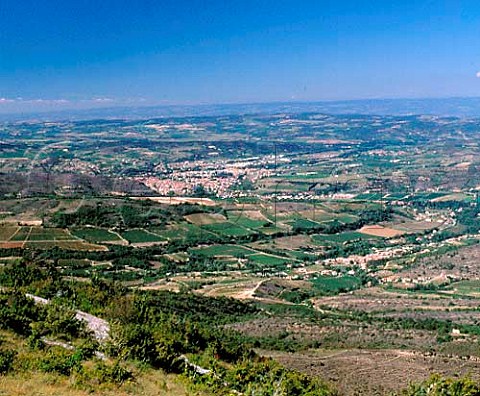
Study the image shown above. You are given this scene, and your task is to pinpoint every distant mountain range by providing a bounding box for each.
[4,97,480,122]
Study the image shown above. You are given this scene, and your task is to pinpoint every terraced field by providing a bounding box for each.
[0,226,20,240]
[203,222,255,237]
[191,244,257,257]
[0,226,106,250]
[184,212,227,225]
[120,229,167,244]
[313,231,381,244]
[311,275,362,294]
[71,227,125,243]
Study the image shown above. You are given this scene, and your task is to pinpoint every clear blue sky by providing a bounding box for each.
[1,0,480,112]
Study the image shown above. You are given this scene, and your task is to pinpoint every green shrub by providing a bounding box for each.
[402,374,480,395]
[0,349,16,374]
[82,361,134,386]
[0,291,41,336]
[0,261,44,287]
[33,301,88,341]
[39,349,83,376]
[107,324,160,366]
[188,358,336,396]
[76,339,100,360]
[27,330,45,350]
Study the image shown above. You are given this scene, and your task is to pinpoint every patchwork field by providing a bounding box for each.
[184,212,227,225]
[0,226,20,240]
[359,225,404,237]
[203,222,255,237]
[313,231,381,244]
[0,226,106,250]
[71,227,125,244]
[120,229,167,244]
[191,244,257,257]
[311,275,362,294]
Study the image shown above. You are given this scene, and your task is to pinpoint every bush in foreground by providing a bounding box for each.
[0,349,16,374]
[402,374,480,396]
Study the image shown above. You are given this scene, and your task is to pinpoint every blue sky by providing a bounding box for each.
[1,0,480,112]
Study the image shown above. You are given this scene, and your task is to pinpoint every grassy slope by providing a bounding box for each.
[0,372,193,396]
[0,329,199,396]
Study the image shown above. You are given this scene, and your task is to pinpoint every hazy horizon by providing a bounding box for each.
[2,0,480,114]
[5,96,480,123]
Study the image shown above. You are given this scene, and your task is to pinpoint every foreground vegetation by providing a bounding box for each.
[0,261,336,395]
[1,261,480,395]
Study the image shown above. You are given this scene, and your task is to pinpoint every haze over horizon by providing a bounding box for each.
[2,0,480,114]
